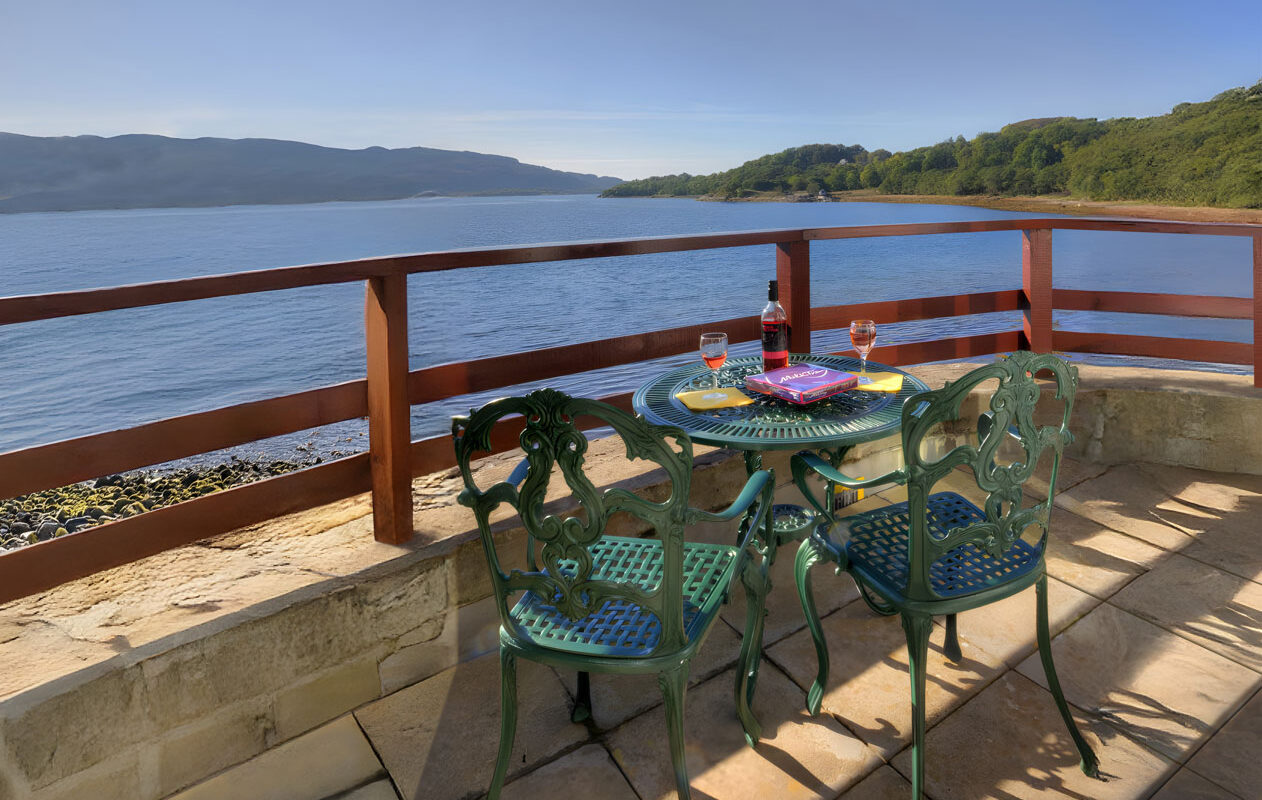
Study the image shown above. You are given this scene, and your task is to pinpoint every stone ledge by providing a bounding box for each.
[0,361,1255,799]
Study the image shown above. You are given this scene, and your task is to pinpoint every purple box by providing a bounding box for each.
[745,363,858,404]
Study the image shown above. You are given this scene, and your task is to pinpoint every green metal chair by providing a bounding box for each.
[452,388,774,800]
[792,352,1099,799]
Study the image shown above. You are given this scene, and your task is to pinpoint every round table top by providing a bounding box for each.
[632,354,930,452]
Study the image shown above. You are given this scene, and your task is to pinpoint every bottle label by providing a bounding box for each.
[762,322,788,360]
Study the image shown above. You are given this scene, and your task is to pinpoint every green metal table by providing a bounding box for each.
[633,353,929,561]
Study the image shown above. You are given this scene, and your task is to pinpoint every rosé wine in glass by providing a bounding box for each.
[850,319,876,374]
[700,333,728,388]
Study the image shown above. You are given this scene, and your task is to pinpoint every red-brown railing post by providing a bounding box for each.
[776,239,812,353]
[365,273,413,544]
[1021,228,1053,353]
[1254,234,1261,388]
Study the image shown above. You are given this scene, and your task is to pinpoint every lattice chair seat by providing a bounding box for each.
[836,492,1041,599]
[511,537,738,657]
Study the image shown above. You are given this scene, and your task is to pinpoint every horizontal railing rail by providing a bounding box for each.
[0,218,1257,604]
[0,380,369,502]
[1052,289,1252,319]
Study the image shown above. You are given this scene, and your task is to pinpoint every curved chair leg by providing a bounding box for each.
[488,647,518,800]
[1037,574,1100,778]
[659,664,693,800]
[902,612,933,800]
[572,670,592,723]
[735,555,768,746]
[794,537,830,715]
[944,613,963,662]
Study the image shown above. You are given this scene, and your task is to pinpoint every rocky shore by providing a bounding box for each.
[0,456,326,551]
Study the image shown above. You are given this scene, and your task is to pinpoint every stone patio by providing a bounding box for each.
[169,456,1262,800]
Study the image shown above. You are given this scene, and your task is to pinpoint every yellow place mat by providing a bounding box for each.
[675,387,755,410]
[852,371,904,393]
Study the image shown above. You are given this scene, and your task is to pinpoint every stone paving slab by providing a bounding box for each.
[1055,464,1204,551]
[500,744,639,800]
[951,576,1098,669]
[167,716,385,800]
[890,671,1173,800]
[355,652,586,800]
[1015,603,1260,763]
[1109,553,1262,673]
[1150,464,1262,582]
[1044,506,1168,600]
[767,598,1007,758]
[605,663,882,800]
[339,781,401,800]
[1135,462,1262,506]
[1183,521,1262,585]
[1028,454,1110,498]
[550,623,744,732]
[1183,688,1262,800]
[834,765,911,799]
[1149,769,1243,800]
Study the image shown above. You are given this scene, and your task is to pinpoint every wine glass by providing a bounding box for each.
[849,319,876,374]
[700,332,728,388]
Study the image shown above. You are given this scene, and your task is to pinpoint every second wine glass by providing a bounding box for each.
[849,319,876,374]
[700,332,728,388]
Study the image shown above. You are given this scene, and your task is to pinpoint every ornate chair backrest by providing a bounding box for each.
[897,352,1078,603]
[452,388,697,656]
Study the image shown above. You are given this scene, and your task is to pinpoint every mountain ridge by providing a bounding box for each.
[0,133,621,213]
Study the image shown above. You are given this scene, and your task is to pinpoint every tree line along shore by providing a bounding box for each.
[603,81,1262,213]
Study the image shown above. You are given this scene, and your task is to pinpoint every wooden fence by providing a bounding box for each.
[0,218,1258,603]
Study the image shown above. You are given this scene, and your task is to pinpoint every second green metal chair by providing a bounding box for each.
[792,352,1099,799]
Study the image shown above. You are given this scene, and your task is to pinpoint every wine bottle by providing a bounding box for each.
[761,279,789,371]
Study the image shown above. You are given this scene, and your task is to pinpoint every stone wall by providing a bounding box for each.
[0,362,1256,799]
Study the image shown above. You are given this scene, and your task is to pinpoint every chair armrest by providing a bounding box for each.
[506,456,530,488]
[791,451,906,523]
[691,469,775,525]
[977,411,1021,445]
[503,456,535,569]
[690,469,775,593]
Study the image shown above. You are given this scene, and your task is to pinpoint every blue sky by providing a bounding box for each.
[1,0,1258,179]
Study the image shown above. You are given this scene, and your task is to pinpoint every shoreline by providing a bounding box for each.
[691,190,1262,225]
[0,456,331,551]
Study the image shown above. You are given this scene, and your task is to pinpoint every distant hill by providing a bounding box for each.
[0,133,621,213]
[603,81,1262,208]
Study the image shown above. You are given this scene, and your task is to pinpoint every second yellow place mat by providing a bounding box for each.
[852,371,904,392]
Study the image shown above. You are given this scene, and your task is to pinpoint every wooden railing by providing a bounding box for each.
[0,218,1258,603]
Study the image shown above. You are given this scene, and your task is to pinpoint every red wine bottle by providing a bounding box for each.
[761,280,789,371]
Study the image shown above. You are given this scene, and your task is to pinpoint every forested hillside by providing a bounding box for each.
[603,82,1262,207]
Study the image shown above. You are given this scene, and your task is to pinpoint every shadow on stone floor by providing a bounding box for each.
[356,458,1261,800]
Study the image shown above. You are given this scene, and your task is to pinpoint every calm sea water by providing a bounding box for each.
[0,195,1252,460]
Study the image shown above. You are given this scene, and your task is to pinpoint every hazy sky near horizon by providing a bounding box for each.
[2,0,1258,180]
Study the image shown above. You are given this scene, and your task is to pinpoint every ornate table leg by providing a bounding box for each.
[741,449,810,565]
[742,450,762,475]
